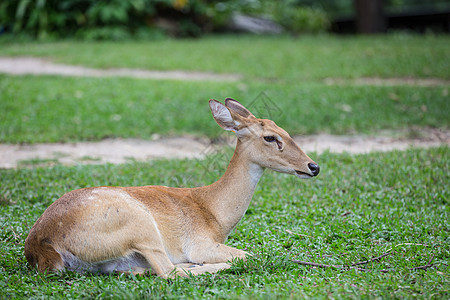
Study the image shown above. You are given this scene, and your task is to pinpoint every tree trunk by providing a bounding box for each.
[355,0,386,33]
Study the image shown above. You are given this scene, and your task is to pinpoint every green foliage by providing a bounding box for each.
[204,0,331,34]
[0,147,448,298]
[0,0,208,39]
[1,0,449,39]
[387,0,450,11]
[274,4,330,34]
[260,0,330,34]
[293,0,450,17]
[0,0,334,40]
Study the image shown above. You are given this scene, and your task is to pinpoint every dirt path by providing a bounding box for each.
[1,57,450,86]
[0,57,241,81]
[1,130,448,168]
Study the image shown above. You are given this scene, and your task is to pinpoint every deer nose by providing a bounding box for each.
[308,163,320,176]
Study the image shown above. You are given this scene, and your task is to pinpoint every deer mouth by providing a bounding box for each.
[295,170,312,178]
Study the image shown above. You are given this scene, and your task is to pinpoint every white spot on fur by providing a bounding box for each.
[248,163,264,187]
[235,127,250,137]
[151,217,162,239]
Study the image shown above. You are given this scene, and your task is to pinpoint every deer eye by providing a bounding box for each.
[264,136,276,142]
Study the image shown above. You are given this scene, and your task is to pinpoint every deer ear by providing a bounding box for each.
[209,100,238,131]
[225,98,255,118]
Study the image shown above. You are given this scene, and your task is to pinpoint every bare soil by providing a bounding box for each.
[1,57,449,86]
[1,129,448,168]
[324,77,450,87]
[0,57,241,81]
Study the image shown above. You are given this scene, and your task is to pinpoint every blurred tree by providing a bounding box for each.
[355,0,386,33]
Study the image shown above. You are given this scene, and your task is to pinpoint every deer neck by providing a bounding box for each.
[197,139,264,240]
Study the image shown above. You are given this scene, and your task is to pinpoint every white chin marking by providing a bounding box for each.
[295,172,312,179]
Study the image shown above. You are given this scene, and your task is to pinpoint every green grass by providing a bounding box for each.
[1,75,448,143]
[1,34,449,143]
[1,34,449,80]
[1,147,449,298]
[0,34,449,298]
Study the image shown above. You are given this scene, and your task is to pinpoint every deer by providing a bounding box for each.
[24,98,320,278]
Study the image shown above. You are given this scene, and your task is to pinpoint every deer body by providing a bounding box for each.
[24,99,319,278]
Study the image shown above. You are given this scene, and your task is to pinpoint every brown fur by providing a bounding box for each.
[24,99,319,278]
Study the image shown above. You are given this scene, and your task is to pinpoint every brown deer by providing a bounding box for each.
[24,98,320,278]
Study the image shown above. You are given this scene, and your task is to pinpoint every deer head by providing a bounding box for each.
[209,98,319,178]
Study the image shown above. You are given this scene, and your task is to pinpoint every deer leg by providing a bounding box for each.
[132,244,191,278]
[175,262,231,276]
[165,241,251,276]
[187,241,251,265]
[114,256,231,277]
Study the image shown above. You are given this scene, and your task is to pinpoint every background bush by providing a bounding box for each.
[1,0,447,39]
[0,0,209,39]
[0,0,331,40]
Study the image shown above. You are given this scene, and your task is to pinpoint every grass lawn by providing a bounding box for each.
[0,76,448,143]
[1,34,449,80]
[0,34,449,298]
[0,147,449,298]
[1,34,449,143]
